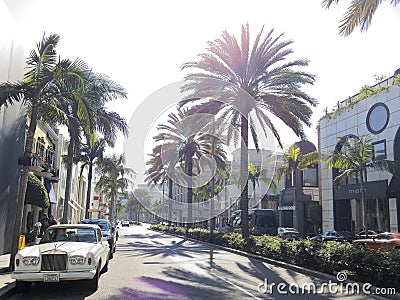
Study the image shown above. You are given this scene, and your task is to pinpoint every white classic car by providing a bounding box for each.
[12,224,110,292]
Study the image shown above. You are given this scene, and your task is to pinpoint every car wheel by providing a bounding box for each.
[88,265,100,291]
[15,281,32,293]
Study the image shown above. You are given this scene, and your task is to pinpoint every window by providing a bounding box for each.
[366,103,390,134]
[303,167,318,187]
[372,140,386,160]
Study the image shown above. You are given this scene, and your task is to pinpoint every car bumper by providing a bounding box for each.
[12,269,97,282]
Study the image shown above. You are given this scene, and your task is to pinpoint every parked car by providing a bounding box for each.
[80,219,117,257]
[355,230,378,239]
[353,232,400,251]
[278,227,300,240]
[12,224,110,292]
[121,220,130,227]
[310,230,355,243]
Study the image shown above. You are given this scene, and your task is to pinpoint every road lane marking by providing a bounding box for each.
[210,272,262,300]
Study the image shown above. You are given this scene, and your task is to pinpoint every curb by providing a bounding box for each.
[151,229,400,300]
[0,279,15,299]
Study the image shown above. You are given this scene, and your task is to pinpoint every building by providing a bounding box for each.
[55,134,89,224]
[319,71,400,233]
[0,2,29,254]
[278,141,320,237]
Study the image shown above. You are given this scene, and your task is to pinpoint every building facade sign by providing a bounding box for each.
[333,180,388,200]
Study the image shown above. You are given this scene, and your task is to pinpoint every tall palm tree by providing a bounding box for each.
[154,107,217,224]
[327,135,399,236]
[73,73,128,220]
[322,0,399,36]
[277,143,321,231]
[75,135,106,219]
[0,34,88,270]
[58,72,128,223]
[180,24,316,237]
[95,154,131,223]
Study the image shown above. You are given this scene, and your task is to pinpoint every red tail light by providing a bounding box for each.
[251,226,255,233]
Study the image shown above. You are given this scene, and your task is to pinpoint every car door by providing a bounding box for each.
[97,228,109,266]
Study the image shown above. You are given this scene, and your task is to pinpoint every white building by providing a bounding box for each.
[319,71,400,233]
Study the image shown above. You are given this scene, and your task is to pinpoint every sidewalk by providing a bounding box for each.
[0,254,15,298]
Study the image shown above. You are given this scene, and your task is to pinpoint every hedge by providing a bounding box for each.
[150,224,400,290]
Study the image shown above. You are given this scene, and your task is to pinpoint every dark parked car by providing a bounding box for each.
[310,230,355,243]
[80,219,117,257]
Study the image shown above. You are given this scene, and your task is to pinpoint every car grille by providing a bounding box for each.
[41,254,68,271]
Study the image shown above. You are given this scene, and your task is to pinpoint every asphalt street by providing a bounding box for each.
[7,224,380,299]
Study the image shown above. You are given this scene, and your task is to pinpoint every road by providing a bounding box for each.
[8,224,380,299]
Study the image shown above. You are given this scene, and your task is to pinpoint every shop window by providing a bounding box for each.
[372,140,386,160]
[303,167,318,187]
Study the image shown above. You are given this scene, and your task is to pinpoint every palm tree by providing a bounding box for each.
[277,143,321,231]
[72,73,128,220]
[0,34,88,270]
[327,135,400,237]
[75,135,106,219]
[58,72,128,223]
[95,154,131,223]
[180,24,316,237]
[128,189,151,222]
[322,0,399,36]
[145,145,174,222]
[154,107,218,225]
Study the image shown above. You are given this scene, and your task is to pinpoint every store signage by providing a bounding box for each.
[333,180,387,200]
[278,205,295,211]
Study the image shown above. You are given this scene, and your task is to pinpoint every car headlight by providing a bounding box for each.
[22,256,40,266]
[69,255,86,265]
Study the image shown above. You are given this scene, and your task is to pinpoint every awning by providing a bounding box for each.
[387,176,400,198]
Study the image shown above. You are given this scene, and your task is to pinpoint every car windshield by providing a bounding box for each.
[40,227,97,243]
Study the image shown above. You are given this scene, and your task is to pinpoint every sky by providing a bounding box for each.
[4,0,400,183]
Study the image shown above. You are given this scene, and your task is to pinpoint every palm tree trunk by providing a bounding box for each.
[210,138,215,233]
[61,140,74,224]
[85,162,93,219]
[9,107,38,271]
[109,192,115,224]
[240,115,249,239]
[293,169,298,231]
[360,174,368,237]
[186,148,193,225]
[168,178,173,225]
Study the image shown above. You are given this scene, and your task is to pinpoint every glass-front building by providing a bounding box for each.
[319,71,400,233]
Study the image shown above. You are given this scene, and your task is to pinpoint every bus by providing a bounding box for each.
[227,209,278,236]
